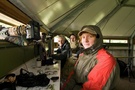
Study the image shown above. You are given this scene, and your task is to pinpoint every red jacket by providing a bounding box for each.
[62,48,120,90]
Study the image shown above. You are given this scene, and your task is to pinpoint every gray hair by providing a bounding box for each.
[56,35,66,41]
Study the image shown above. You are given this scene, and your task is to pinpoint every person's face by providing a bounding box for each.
[70,35,76,42]
[57,37,64,47]
[80,33,96,49]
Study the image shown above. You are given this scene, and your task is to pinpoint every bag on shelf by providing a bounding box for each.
[16,68,50,87]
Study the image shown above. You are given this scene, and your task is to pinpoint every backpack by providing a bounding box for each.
[117,60,128,77]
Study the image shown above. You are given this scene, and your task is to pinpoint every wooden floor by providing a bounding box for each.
[114,67,135,90]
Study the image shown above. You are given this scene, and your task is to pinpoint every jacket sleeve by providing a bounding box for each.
[82,56,116,90]
[62,71,82,90]
[52,43,71,60]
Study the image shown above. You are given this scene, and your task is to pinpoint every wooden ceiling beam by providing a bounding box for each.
[0,0,31,24]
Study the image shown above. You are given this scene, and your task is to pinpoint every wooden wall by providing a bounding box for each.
[0,45,38,78]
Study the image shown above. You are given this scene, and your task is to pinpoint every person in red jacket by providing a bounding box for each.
[62,25,120,90]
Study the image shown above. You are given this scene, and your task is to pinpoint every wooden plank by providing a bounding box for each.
[0,0,31,24]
